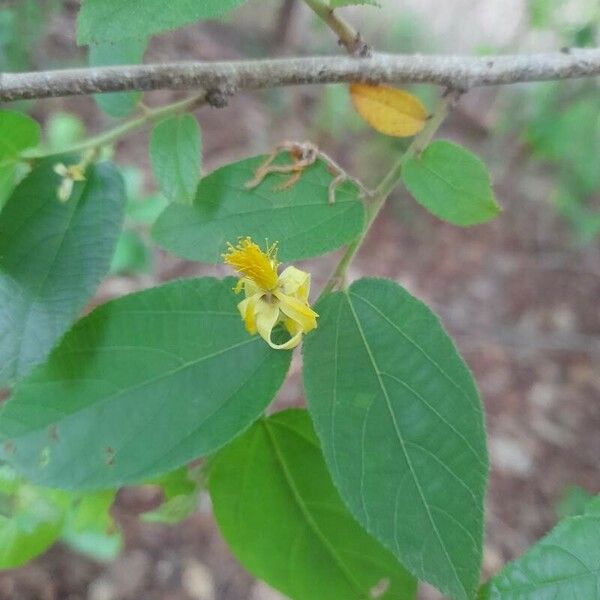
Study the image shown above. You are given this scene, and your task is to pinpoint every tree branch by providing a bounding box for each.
[302,0,369,55]
[2,49,600,102]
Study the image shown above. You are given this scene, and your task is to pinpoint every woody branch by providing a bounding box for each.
[2,49,600,102]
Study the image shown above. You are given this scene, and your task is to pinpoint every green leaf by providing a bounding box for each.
[67,490,115,533]
[483,509,600,598]
[0,110,40,161]
[62,526,122,562]
[208,409,416,600]
[149,114,201,203]
[45,112,85,152]
[530,98,600,194]
[149,466,196,499]
[0,277,291,489]
[110,229,152,275]
[0,159,126,386]
[0,464,20,495]
[0,471,119,568]
[0,483,66,569]
[89,38,147,118]
[0,1,47,73]
[127,194,169,225]
[401,140,500,226]
[142,494,198,525]
[61,490,122,561]
[556,485,593,519]
[527,0,563,29]
[77,0,247,44]
[142,466,199,524]
[303,278,488,600]
[152,155,365,263]
[585,495,600,515]
[0,161,17,209]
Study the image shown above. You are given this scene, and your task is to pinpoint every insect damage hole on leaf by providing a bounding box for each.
[104,447,115,467]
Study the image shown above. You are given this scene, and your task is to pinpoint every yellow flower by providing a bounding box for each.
[53,163,86,202]
[223,237,318,350]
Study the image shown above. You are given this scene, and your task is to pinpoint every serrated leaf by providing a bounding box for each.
[402,140,500,226]
[0,159,126,386]
[149,114,201,203]
[0,278,291,490]
[483,508,600,598]
[303,278,488,600]
[0,110,40,161]
[349,84,427,137]
[89,38,147,118]
[152,155,365,263]
[77,0,247,44]
[209,409,416,600]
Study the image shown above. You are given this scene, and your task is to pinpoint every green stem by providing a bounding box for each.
[24,93,206,160]
[319,90,462,298]
[302,0,366,54]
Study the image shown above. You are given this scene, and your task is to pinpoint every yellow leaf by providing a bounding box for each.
[349,83,428,137]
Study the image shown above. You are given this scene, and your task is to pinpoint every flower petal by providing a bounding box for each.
[264,311,304,350]
[254,299,281,349]
[53,163,68,176]
[270,330,303,350]
[283,317,301,336]
[237,293,261,334]
[278,266,311,300]
[275,291,318,333]
[242,278,261,298]
[57,178,74,203]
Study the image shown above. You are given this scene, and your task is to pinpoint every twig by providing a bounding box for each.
[244,141,372,203]
[23,93,206,159]
[273,0,299,48]
[319,89,463,297]
[302,0,370,55]
[2,50,600,102]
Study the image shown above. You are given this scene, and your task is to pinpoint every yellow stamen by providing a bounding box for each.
[223,237,279,291]
[223,237,318,350]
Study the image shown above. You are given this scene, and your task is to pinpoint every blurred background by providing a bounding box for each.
[0,0,599,598]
